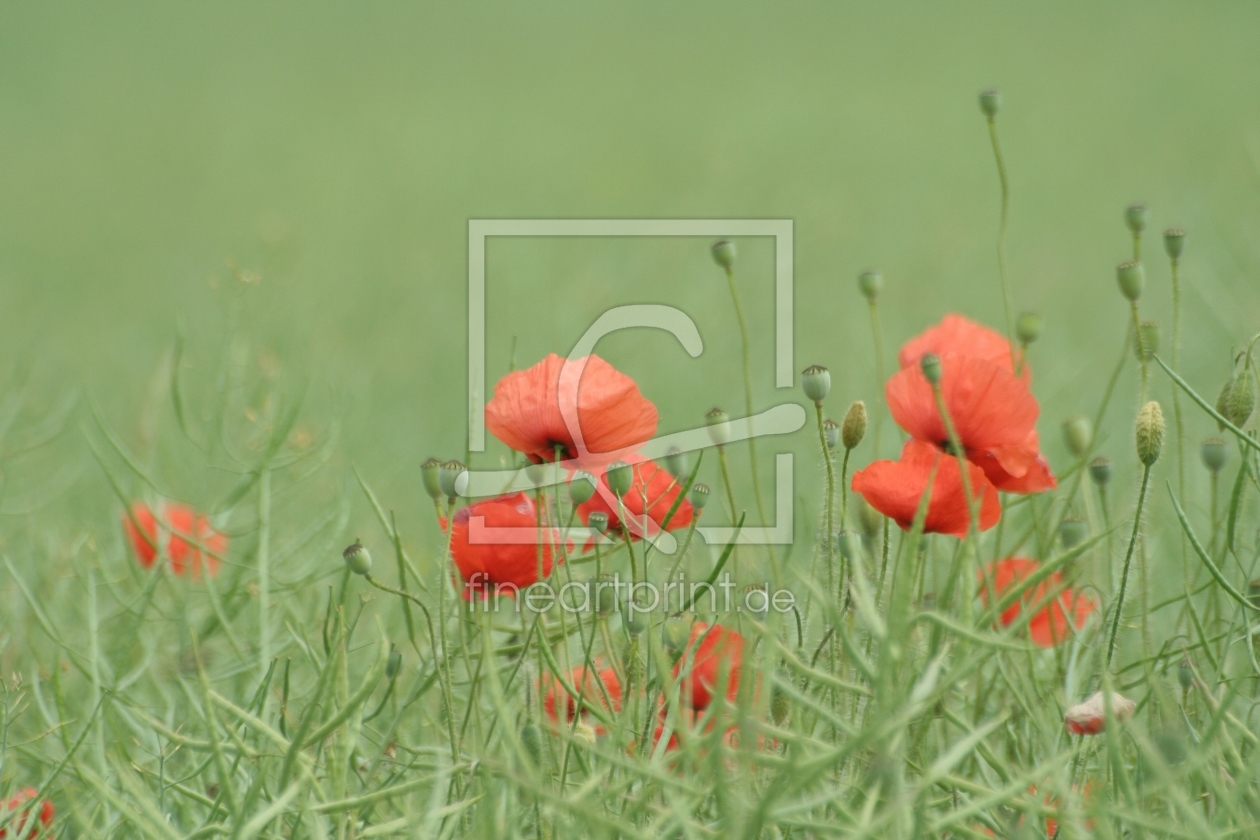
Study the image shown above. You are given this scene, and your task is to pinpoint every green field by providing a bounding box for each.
[2,3,1260,838]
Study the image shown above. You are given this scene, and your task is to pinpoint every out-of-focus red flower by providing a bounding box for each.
[1064,691,1135,735]
[542,665,622,731]
[851,440,1001,538]
[450,493,562,600]
[484,354,658,468]
[0,787,54,837]
[576,455,694,541]
[674,622,744,712]
[1039,781,1097,836]
[898,313,1027,379]
[122,502,226,578]
[977,558,1097,647]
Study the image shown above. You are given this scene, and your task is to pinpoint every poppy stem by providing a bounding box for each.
[1106,462,1151,671]
[868,297,886,459]
[1131,302,1149,402]
[815,403,837,602]
[986,113,1016,362]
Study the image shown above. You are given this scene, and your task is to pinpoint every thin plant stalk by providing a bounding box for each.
[868,297,887,458]
[722,264,772,543]
[815,403,837,598]
[1170,253,1186,509]
[1106,463,1152,670]
[985,112,1015,358]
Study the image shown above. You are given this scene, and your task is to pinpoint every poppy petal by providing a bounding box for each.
[898,313,1027,379]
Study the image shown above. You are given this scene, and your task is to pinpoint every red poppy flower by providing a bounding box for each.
[1,788,54,837]
[674,622,745,711]
[484,354,658,468]
[1038,782,1096,836]
[450,493,562,599]
[851,440,1001,538]
[898,313,1026,379]
[122,502,226,578]
[542,665,622,730]
[977,558,1097,647]
[576,455,694,541]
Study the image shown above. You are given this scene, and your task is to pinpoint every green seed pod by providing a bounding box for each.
[623,603,646,636]
[919,353,942,385]
[589,576,617,614]
[524,462,547,487]
[663,446,688,479]
[711,239,736,270]
[343,541,372,576]
[1164,227,1186,261]
[569,470,597,505]
[842,401,867,450]
[1176,658,1194,690]
[771,684,791,726]
[606,461,633,497]
[801,364,831,403]
[1136,401,1164,467]
[1016,311,1042,345]
[1125,202,1149,235]
[1200,437,1229,473]
[1062,415,1093,459]
[836,530,863,562]
[386,644,402,680]
[587,510,609,535]
[858,270,883,301]
[519,723,543,767]
[823,418,841,450]
[706,407,731,446]
[978,87,1001,118]
[439,460,466,499]
[689,483,711,510]
[662,615,691,653]
[1216,368,1255,430]
[421,457,444,500]
[1059,517,1088,550]
[1088,456,1113,487]
[1116,261,1144,302]
[1133,321,1160,362]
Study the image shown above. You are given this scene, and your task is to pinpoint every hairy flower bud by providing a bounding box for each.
[1164,227,1186,261]
[569,471,597,505]
[823,418,840,450]
[1016,311,1042,345]
[662,616,692,653]
[801,364,831,403]
[1136,401,1164,466]
[858,270,883,301]
[1125,202,1149,235]
[771,684,791,726]
[572,722,597,746]
[1116,261,1144,302]
[978,87,1001,118]
[919,353,942,385]
[706,407,731,446]
[386,644,402,680]
[519,723,542,767]
[343,541,371,576]
[711,239,736,270]
[439,460,466,500]
[1059,517,1088,550]
[1088,456,1113,488]
[1216,368,1256,430]
[421,457,443,500]
[1062,415,1092,459]
[663,446,688,479]
[842,401,867,450]
[1200,437,1228,474]
[689,482,711,510]
[606,461,633,497]
[1133,321,1160,362]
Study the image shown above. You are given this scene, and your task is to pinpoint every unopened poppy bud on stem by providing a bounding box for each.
[1059,517,1088,550]
[771,684,791,725]
[919,353,942,385]
[1089,456,1113,487]
[1164,227,1186,260]
[439,460,466,500]
[1177,657,1194,690]
[663,446,688,479]
[662,616,691,653]
[1016,311,1042,345]
[823,418,840,450]
[706,407,731,446]
[978,87,1001,119]
[858,270,883,301]
[569,471,597,505]
[343,540,372,576]
[1200,437,1228,473]
[801,364,831,403]
[606,461,633,497]
[689,483,711,510]
[1065,690,1136,735]
[386,644,402,679]
[1062,415,1092,459]
[842,401,867,450]
[1216,368,1256,430]
[1117,261,1145,302]
[711,239,736,271]
[1125,202,1149,235]
[1136,401,1164,466]
[421,457,443,500]
[519,723,542,767]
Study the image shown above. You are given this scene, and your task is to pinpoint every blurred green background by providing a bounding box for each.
[2,1,1259,534]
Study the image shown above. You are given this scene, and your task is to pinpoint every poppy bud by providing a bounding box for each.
[1133,321,1160,362]
[421,457,443,500]
[857,497,882,541]
[1064,690,1136,735]
[1164,227,1186,260]
[1216,369,1256,430]
[1177,658,1194,690]
[836,530,862,562]
[711,239,737,270]
[689,483,711,510]
[978,87,1001,118]
[858,270,883,301]
[801,364,831,403]
[663,446,688,479]
[606,461,633,497]
[1200,437,1228,474]
[842,401,867,450]
[386,644,402,680]
[771,684,791,726]
[1089,456,1113,487]
[706,407,731,446]
[1136,401,1164,467]
[919,353,942,385]
[624,639,646,685]
[662,616,691,653]
[623,602,646,636]
[573,722,597,746]
[1062,415,1093,459]
[439,460,466,500]
[524,462,548,487]
[587,511,609,535]
[823,418,840,450]
[343,541,371,576]
[569,471,597,505]
[1016,311,1042,345]
[589,575,616,614]
[519,723,542,767]
[1059,517,1088,550]
[1117,261,1144,302]
[1125,202,1149,235]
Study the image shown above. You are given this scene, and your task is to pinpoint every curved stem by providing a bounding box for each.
[815,403,836,599]
[1106,464,1151,670]
[868,298,886,459]
[986,116,1015,359]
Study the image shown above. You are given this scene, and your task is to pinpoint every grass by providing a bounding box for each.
[3,3,1260,838]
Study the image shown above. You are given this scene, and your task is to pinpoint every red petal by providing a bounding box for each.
[898,313,1026,379]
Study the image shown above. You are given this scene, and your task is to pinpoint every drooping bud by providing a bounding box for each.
[689,483,711,510]
[823,418,840,450]
[587,510,609,535]
[343,541,372,576]
[1124,202,1149,235]
[1062,415,1093,459]
[1059,517,1088,550]
[569,471,597,505]
[519,723,542,767]
[386,644,402,679]
[842,401,867,450]
[663,446,688,479]
[919,353,942,385]
[801,364,831,403]
[1136,401,1164,466]
[706,407,731,446]
[1200,437,1228,473]
[1133,321,1160,362]
[1216,368,1256,430]
[1176,658,1194,690]
[1016,311,1042,345]
[1064,690,1136,735]
[439,460,466,500]
[1088,456,1113,487]
[771,684,791,726]
[662,616,691,653]
[421,457,443,500]
[1164,227,1186,261]
[572,722,597,746]
[1116,261,1144,302]
[858,270,883,301]
[711,239,736,270]
[606,461,633,497]
[978,87,1001,118]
